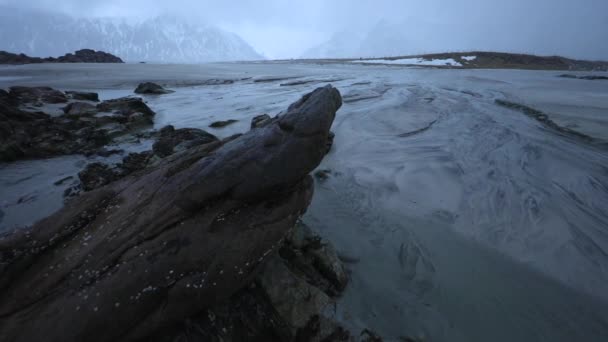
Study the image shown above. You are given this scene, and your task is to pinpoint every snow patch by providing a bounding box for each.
[462,56,477,61]
[353,58,463,67]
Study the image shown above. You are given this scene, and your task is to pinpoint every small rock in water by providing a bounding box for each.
[209,119,238,128]
[134,82,174,95]
[314,169,332,181]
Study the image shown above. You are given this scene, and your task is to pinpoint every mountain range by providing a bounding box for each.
[0,7,263,63]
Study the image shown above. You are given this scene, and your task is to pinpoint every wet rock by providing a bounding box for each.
[63,102,97,116]
[0,85,342,342]
[134,82,174,95]
[53,176,74,186]
[326,131,335,153]
[309,243,349,292]
[153,125,218,158]
[314,169,332,181]
[66,91,100,102]
[97,97,155,117]
[360,329,383,342]
[78,162,120,191]
[120,151,154,174]
[9,86,68,104]
[251,114,272,129]
[258,255,332,336]
[0,92,112,162]
[209,119,238,128]
[97,97,156,129]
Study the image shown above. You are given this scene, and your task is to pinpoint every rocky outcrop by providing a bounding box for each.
[0,87,156,162]
[0,49,123,64]
[251,114,272,129]
[0,85,342,342]
[153,125,218,158]
[9,86,68,104]
[209,119,239,128]
[134,82,175,95]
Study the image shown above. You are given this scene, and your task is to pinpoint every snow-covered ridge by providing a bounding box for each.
[0,8,263,63]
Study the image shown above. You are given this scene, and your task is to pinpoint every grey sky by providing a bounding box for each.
[1,0,607,59]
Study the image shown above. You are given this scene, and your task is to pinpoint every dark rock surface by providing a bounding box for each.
[0,86,156,162]
[0,85,342,342]
[251,114,272,129]
[153,125,218,158]
[209,119,239,128]
[78,162,121,191]
[66,91,100,102]
[558,74,608,80]
[63,102,98,116]
[0,49,124,64]
[9,86,68,104]
[134,82,175,95]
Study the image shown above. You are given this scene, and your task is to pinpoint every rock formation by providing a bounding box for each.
[134,82,175,95]
[0,49,124,64]
[0,85,343,342]
[0,86,156,162]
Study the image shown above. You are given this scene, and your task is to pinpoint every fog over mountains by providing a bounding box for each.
[0,7,263,63]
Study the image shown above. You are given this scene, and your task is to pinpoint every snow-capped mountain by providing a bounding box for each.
[0,7,264,63]
[302,19,447,59]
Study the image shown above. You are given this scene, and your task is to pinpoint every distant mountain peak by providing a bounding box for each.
[0,7,263,63]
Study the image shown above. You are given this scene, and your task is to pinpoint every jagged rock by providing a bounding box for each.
[309,243,349,292]
[251,114,272,129]
[258,255,332,336]
[66,91,100,102]
[153,125,218,158]
[63,102,97,116]
[326,131,335,153]
[134,82,174,95]
[97,97,156,128]
[120,151,154,174]
[0,85,342,341]
[0,91,112,162]
[209,119,239,128]
[9,86,68,104]
[78,162,120,191]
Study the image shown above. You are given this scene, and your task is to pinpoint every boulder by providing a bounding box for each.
[209,119,238,128]
[0,85,342,342]
[66,91,100,102]
[251,114,272,129]
[134,82,174,95]
[97,97,155,117]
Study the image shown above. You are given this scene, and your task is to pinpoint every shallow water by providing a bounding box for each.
[1,62,608,341]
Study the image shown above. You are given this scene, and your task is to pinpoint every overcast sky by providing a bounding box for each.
[1,0,608,59]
